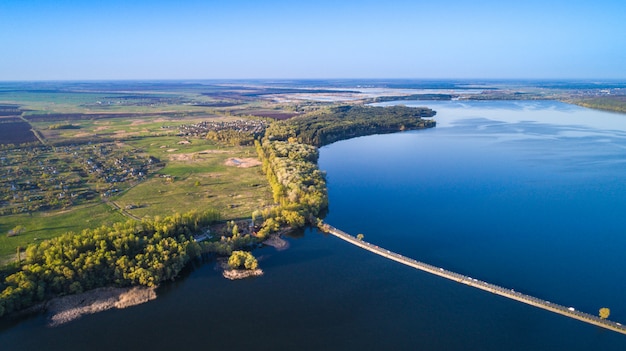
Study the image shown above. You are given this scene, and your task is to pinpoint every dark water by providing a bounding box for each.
[2,100,626,350]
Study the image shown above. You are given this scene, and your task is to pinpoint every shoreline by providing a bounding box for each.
[14,286,158,327]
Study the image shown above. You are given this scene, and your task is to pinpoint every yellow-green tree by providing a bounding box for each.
[599,307,610,319]
[356,233,364,241]
[228,250,258,270]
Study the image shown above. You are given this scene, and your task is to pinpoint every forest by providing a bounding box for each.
[265,105,436,147]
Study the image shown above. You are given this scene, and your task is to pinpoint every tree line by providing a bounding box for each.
[253,137,328,238]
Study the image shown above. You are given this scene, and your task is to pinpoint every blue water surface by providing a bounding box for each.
[322,100,626,327]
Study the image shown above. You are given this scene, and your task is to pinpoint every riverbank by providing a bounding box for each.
[11,286,158,327]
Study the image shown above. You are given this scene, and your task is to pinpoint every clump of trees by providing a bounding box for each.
[227,251,258,270]
[48,124,80,130]
[0,209,221,318]
[206,130,255,146]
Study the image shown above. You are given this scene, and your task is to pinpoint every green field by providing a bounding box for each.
[0,203,127,264]
[112,141,272,220]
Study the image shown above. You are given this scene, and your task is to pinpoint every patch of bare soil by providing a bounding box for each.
[224,157,261,168]
[169,149,228,161]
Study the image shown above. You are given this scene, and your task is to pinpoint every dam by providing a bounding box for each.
[319,222,626,336]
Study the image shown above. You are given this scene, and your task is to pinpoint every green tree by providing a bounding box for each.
[599,307,610,319]
[228,250,258,270]
[356,233,364,241]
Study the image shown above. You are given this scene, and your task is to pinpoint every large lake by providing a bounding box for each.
[2,100,626,350]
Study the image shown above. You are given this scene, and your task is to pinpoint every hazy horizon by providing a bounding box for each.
[1,0,625,81]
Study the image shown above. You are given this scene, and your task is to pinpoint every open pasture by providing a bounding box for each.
[114,138,271,220]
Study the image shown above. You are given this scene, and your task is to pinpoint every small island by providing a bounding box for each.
[222,250,263,280]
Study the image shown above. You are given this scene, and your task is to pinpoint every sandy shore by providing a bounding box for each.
[222,268,264,280]
[44,286,156,327]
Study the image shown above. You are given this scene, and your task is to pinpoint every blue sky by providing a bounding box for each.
[0,0,624,80]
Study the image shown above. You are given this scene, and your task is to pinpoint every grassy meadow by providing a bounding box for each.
[114,138,272,220]
[0,203,127,264]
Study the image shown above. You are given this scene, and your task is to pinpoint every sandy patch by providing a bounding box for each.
[197,149,228,154]
[169,149,229,162]
[166,148,178,152]
[95,126,109,131]
[178,140,191,145]
[45,286,156,327]
[224,157,261,168]
[223,269,264,280]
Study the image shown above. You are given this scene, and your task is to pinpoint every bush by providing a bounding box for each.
[6,225,25,237]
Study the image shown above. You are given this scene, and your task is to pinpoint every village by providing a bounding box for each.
[0,143,162,215]
[172,119,268,138]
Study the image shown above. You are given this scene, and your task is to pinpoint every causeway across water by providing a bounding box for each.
[319,222,626,336]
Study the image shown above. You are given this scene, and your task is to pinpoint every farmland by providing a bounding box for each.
[0,121,38,145]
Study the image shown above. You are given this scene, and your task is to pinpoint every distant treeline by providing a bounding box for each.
[265,105,436,147]
[371,94,454,103]
[568,96,626,114]
[23,111,207,122]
